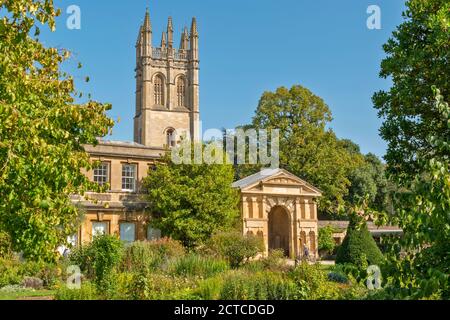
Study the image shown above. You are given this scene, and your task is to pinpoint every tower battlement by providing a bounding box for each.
[134,8,200,148]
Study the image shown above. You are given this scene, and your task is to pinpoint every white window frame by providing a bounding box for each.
[122,164,137,192]
[93,162,110,186]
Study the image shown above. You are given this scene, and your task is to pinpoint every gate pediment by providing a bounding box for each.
[233,168,322,197]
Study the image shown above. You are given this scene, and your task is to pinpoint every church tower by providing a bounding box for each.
[134,8,200,148]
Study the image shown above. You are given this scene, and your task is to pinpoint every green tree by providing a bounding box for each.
[246,85,364,213]
[381,89,449,299]
[343,147,391,213]
[318,225,336,255]
[373,0,449,298]
[143,143,240,248]
[372,0,449,177]
[336,213,384,269]
[207,230,264,268]
[0,1,114,261]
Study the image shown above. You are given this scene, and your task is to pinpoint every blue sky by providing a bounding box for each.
[39,0,406,158]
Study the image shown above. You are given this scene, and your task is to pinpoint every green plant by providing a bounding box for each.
[128,273,197,300]
[195,276,224,300]
[55,281,98,300]
[0,258,21,287]
[70,235,123,294]
[0,258,63,289]
[108,272,134,300]
[318,226,336,255]
[207,230,264,268]
[143,144,240,248]
[121,238,185,274]
[68,246,94,278]
[336,215,384,269]
[0,232,12,259]
[0,0,114,262]
[327,272,349,284]
[219,270,299,300]
[169,254,229,278]
[290,262,340,300]
[90,235,123,293]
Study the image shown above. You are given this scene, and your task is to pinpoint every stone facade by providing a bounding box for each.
[233,169,322,259]
[133,9,200,148]
[72,9,201,245]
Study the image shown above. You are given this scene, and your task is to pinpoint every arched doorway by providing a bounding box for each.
[268,206,290,256]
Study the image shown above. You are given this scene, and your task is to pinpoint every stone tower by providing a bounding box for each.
[134,9,200,148]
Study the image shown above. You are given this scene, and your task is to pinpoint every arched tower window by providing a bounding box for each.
[166,128,176,148]
[154,75,165,106]
[176,77,186,107]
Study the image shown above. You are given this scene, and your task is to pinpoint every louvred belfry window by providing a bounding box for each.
[176,77,186,107]
[154,75,164,105]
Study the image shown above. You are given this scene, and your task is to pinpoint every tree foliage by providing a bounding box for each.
[0,0,114,261]
[373,0,449,299]
[372,0,450,177]
[206,230,265,268]
[381,89,449,299]
[245,85,364,213]
[143,144,240,248]
[343,141,391,213]
[336,214,384,268]
[318,225,336,254]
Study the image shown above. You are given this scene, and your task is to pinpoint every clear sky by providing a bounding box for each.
[39,0,406,158]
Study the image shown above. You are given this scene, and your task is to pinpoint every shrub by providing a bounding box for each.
[318,226,336,255]
[327,272,349,284]
[55,281,98,300]
[0,258,62,289]
[69,235,123,294]
[89,235,123,293]
[207,230,264,268]
[0,258,21,287]
[121,238,185,273]
[128,273,197,300]
[336,215,384,268]
[290,262,340,300]
[0,231,13,259]
[169,254,229,278]
[108,272,134,300]
[241,260,265,273]
[69,246,94,278]
[242,249,289,273]
[195,276,224,300]
[262,249,289,271]
[219,270,299,300]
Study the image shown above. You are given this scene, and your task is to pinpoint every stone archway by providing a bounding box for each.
[268,206,290,256]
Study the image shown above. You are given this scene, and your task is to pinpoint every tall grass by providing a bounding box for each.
[219,270,299,300]
[121,239,185,273]
[169,254,229,278]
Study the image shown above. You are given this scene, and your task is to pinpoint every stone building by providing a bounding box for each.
[233,169,322,259]
[71,9,201,246]
[71,8,322,258]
